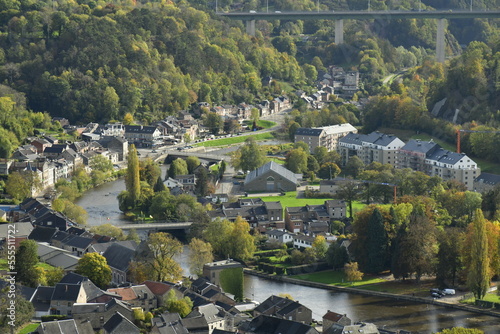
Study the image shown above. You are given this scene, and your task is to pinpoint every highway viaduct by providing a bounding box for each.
[218,10,500,63]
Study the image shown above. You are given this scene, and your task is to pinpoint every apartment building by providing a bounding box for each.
[294,123,357,153]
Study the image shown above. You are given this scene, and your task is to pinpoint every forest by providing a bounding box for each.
[0,0,500,163]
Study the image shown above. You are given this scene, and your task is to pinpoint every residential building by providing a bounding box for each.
[239,314,319,334]
[322,311,352,331]
[398,139,440,172]
[152,312,189,334]
[244,161,300,192]
[253,295,312,324]
[474,172,500,193]
[33,319,94,334]
[294,123,357,153]
[265,229,293,244]
[103,312,141,334]
[72,299,134,330]
[324,322,380,334]
[124,125,161,147]
[293,234,316,249]
[338,132,404,166]
[107,285,157,312]
[203,259,243,286]
[101,243,136,285]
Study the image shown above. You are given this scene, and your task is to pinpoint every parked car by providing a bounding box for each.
[442,289,456,295]
[431,292,442,298]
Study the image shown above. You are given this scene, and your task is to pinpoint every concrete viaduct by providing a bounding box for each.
[218,10,500,63]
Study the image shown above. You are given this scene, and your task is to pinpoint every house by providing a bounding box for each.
[174,174,196,193]
[103,312,141,334]
[49,276,106,315]
[284,200,343,234]
[152,312,189,334]
[107,284,157,312]
[125,125,161,147]
[0,221,33,247]
[293,234,316,249]
[142,280,173,307]
[72,299,134,330]
[338,132,404,166]
[186,304,228,334]
[239,314,319,334]
[102,242,137,285]
[30,286,55,318]
[33,319,94,334]
[60,235,95,256]
[265,229,294,244]
[203,259,243,286]
[270,96,291,114]
[213,198,284,230]
[244,162,300,192]
[99,136,129,161]
[323,311,352,331]
[324,322,380,334]
[31,138,52,154]
[253,295,312,324]
[474,173,500,193]
[319,178,352,196]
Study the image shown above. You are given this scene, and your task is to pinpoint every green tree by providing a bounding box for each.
[307,155,320,173]
[164,289,193,317]
[125,144,141,207]
[91,223,125,240]
[436,228,464,287]
[336,179,360,217]
[90,154,114,174]
[467,209,490,300]
[145,232,183,282]
[14,240,39,287]
[76,252,112,289]
[6,171,41,202]
[126,229,141,243]
[186,156,201,174]
[312,235,328,261]
[168,158,188,178]
[285,148,308,173]
[318,162,341,180]
[365,208,388,274]
[288,121,301,141]
[203,217,255,261]
[0,294,34,331]
[188,238,214,276]
[231,137,267,172]
[326,242,349,269]
[195,167,211,197]
[203,112,223,134]
[344,156,364,178]
[219,267,244,301]
[153,175,166,192]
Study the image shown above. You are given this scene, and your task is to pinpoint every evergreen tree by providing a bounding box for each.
[195,167,210,197]
[14,240,39,287]
[391,220,411,280]
[125,144,141,206]
[153,175,166,192]
[365,208,388,274]
[467,209,490,300]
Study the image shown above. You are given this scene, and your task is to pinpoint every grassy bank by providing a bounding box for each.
[290,270,386,287]
[195,132,275,147]
[243,119,277,129]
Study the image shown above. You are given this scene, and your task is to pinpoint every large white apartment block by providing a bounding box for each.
[338,132,405,166]
[294,123,357,153]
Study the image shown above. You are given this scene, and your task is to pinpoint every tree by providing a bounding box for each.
[365,208,388,274]
[90,154,114,174]
[188,238,214,276]
[91,223,125,240]
[285,148,308,173]
[0,294,34,332]
[436,328,484,334]
[203,112,223,134]
[224,119,240,134]
[231,137,267,172]
[76,253,112,289]
[307,155,320,173]
[312,235,328,261]
[203,217,255,261]
[288,121,300,141]
[145,232,183,282]
[153,175,166,192]
[125,144,141,207]
[467,209,490,300]
[318,162,341,180]
[186,156,201,174]
[344,262,364,283]
[336,178,360,217]
[195,167,211,197]
[436,228,464,287]
[164,289,193,317]
[344,156,364,178]
[6,171,41,202]
[168,158,188,178]
[123,112,134,125]
[326,242,350,269]
[14,240,39,287]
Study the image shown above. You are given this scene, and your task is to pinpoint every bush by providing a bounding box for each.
[41,315,68,322]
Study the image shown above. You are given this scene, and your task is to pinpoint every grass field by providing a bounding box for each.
[0,258,7,270]
[462,293,500,304]
[291,270,386,287]
[17,323,39,334]
[195,132,275,147]
[243,119,277,129]
[268,157,285,165]
[244,191,332,207]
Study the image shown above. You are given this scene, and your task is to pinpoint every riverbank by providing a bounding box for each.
[244,269,500,319]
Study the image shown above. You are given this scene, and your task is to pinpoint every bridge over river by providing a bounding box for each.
[219,10,500,62]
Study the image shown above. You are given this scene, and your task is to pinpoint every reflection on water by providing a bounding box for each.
[76,174,500,333]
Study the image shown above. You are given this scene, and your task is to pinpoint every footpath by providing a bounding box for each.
[244,269,500,318]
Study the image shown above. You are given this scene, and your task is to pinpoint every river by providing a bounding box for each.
[76,174,500,333]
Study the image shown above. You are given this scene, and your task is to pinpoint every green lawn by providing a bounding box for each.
[36,262,56,270]
[268,157,285,165]
[244,191,332,207]
[291,270,386,287]
[243,119,277,129]
[17,323,39,334]
[0,258,7,270]
[481,293,500,303]
[195,132,275,147]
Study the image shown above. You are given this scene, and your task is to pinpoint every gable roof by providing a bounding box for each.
[142,280,172,296]
[152,313,189,334]
[243,315,318,334]
[400,139,440,155]
[295,128,324,137]
[245,161,298,185]
[0,222,33,238]
[475,172,500,185]
[51,283,82,301]
[35,319,94,334]
[426,148,468,165]
[63,235,94,249]
[102,243,136,272]
[103,312,140,334]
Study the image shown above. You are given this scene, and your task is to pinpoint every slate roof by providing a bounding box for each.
[37,242,69,257]
[426,148,466,165]
[63,235,94,249]
[0,221,33,238]
[245,161,298,185]
[265,229,291,238]
[103,312,140,334]
[340,131,401,148]
[400,139,440,155]
[28,226,57,242]
[31,286,55,312]
[339,132,364,146]
[325,322,379,334]
[475,172,500,185]
[254,295,293,314]
[264,201,283,210]
[102,243,136,272]
[125,125,158,134]
[59,272,88,284]
[242,315,318,334]
[35,319,94,334]
[276,301,305,316]
[88,240,137,254]
[152,313,189,334]
[295,128,323,136]
[44,252,80,269]
[52,283,82,301]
